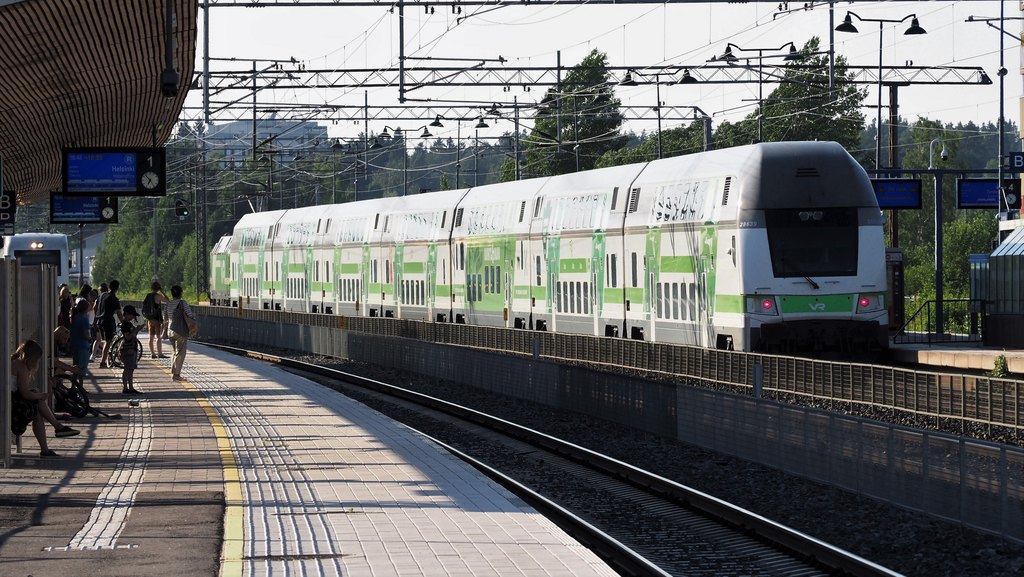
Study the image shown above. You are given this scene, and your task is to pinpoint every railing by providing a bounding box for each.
[893,298,985,344]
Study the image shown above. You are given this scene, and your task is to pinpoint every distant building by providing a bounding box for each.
[205,116,329,168]
[68,230,104,288]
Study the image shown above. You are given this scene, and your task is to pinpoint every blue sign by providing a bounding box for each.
[49,192,118,224]
[956,179,1022,210]
[62,147,166,196]
[871,179,922,209]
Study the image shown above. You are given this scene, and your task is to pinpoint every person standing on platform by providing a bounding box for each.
[142,281,169,359]
[165,285,195,382]
[10,339,79,457]
[119,305,143,395]
[90,283,108,362]
[57,284,73,330]
[68,299,92,374]
[96,280,123,368]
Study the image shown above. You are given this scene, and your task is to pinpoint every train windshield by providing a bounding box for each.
[13,250,63,274]
[765,207,858,277]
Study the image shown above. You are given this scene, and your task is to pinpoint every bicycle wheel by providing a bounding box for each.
[53,376,90,418]
[109,336,124,368]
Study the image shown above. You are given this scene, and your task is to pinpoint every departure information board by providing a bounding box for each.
[50,192,118,224]
[62,147,166,196]
[871,179,922,209]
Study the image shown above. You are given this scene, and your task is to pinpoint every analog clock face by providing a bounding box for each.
[101,206,115,220]
[141,171,160,190]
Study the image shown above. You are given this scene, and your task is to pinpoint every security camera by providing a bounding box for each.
[941,148,949,162]
[160,67,179,98]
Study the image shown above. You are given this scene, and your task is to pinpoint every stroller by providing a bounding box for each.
[53,374,121,419]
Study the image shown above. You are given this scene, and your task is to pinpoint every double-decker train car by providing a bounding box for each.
[211,141,888,352]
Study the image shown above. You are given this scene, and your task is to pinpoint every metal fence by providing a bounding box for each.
[195,307,1024,542]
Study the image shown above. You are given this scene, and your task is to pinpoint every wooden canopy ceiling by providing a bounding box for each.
[0,0,197,206]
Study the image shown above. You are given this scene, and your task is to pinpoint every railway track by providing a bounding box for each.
[210,343,902,577]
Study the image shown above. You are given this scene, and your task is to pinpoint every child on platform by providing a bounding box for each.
[119,305,143,395]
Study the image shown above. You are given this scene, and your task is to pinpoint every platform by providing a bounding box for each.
[0,343,616,577]
[888,341,1024,375]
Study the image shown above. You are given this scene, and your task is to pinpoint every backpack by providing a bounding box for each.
[142,293,160,320]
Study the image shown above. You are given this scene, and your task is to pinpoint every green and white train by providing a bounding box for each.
[210,141,889,352]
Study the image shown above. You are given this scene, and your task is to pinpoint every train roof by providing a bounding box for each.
[639,141,876,210]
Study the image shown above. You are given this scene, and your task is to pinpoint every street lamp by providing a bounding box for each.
[621,69,679,159]
[377,125,433,196]
[966,12,1024,219]
[331,139,344,204]
[836,11,926,170]
[710,42,802,143]
[929,137,949,337]
[258,151,275,211]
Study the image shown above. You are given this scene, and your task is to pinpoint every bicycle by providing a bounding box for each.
[108,323,143,369]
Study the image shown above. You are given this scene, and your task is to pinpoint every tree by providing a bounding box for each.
[713,37,867,153]
[520,50,627,178]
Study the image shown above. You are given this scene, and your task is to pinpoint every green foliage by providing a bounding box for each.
[521,49,627,177]
[712,38,867,152]
[988,355,1009,378]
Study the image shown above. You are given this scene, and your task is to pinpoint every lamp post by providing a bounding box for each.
[331,139,344,204]
[378,125,433,196]
[259,150,276,211]
[966,11,1024,219]
[621,70,675,159]
[711,42,801,143]
[929,138,948,337]
[836,11,926,170]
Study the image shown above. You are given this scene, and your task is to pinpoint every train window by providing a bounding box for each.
[555,282,562,312]
[535,256,542,286]
[441,211,447,229]
[680,283,688,321]
[519,241,524,270]
[611,254,618,288]
[631,253,638,287]
[672,283,680,320]
[656,283,663,318]
[765,208,858,277]
[495,266,501,294]
[372,260,378,283]
[385,260,390,284]
[568,282,575,314]
[485,266,491,293]
[583,281,590,314]
[442,259,446,284]
[534,197,543,218]
[374,214,380,229]
[611,187,619,211]
[688,283,696,320]
[325,262,330,283]
[459,243,465,270]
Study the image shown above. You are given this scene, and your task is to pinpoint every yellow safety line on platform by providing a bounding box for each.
[180,377,244,577]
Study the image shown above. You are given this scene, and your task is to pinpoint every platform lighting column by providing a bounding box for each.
[835,12,926,170]
[929,138,948,338]
[331,139,344,204]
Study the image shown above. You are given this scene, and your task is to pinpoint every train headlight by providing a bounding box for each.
[856,293,885,313]
[30,241,43,249]
[747,296,779,316]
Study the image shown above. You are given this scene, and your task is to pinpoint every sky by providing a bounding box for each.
[184,1,1022,149]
